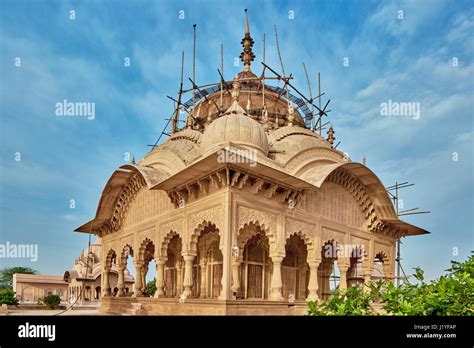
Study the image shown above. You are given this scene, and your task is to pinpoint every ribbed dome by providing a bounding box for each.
[201,102,269,155]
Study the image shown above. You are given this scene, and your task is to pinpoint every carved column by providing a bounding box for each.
[176,260,183,296]
[269,255,284,301]
[307,259,321,301]
[133,261,144,297]
[101,268,111,297]
[182,254,195,297]
[116,263,126,297]
[383,262,394,283]
[199,258,208,298]
[337,257,351,291]
[231,256,243,297]
[154,258,166,298]
[141,263,148,295]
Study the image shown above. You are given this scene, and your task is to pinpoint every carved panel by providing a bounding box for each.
[237,206,277,235]
[189,206,224,233]
[123,189,174,228]
[309,182,365,229]
[321,227,345,246]
[285,218,314,240]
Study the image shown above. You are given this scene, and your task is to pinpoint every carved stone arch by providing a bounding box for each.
[190,221,220,253]
[189,206,224,250]
[237,221,277,256]
[285,219,315,255]
[119,243,134,263]
[237,206,277,252]
[285,231,314,259]
[159,230,182,258]
[375,250,389,263]
[104,249,117,270]
[320,239,341,260]
[138,237,155,263]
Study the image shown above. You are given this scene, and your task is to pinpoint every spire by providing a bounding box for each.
[326,122,335,146]
[239,9,255,72]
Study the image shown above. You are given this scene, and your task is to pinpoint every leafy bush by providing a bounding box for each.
[145,278,157,297]
[374,254,474,316]
[308,253,474,316]
[0,288,19,305]
[308,284,374,316]
[41,294,61,309]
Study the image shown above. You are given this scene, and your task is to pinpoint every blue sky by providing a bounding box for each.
[0,0,472,281]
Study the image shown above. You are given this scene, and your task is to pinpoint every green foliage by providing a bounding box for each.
[0,288,19,305]
[308,253,474,316]
[0,267,37,289]
[145,278,156,297]
[374,254,474,316]
[308,285,374,316]
[41,294,61,309]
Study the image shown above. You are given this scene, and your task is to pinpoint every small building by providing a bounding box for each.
[63,238,134,304]
[13,274,68,303]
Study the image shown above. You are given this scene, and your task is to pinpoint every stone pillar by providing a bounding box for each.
[269,255,284,301]
[102,269,111,297]
[231,256,242,298]
[154,258,166,298]
[337,258,350,291]
[133,262,143,297]
[141,263,148,295]
[182,254,195,297]
[307,259,321,301]
[176,260,183,296]
[199,258,208,298]
[383,262,394,283]
[116,264,126,297]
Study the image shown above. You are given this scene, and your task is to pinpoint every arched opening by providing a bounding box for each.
[138,239,156,297]
[347,246,364,288]
[104,249,117,297]
[241,231,271,299]
[118,245,134,297]
[282,234,309,300]
[95,286,101,300]
[317,241,338,300]
[373,252,388,281]
[196,225,222,298]
[164,234,183,298]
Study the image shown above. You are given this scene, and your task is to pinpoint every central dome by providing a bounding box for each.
[201,101,269,156]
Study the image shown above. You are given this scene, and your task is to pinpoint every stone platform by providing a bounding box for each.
[100,297,309,316]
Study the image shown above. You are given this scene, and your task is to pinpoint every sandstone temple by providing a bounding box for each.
[75,14,428,315]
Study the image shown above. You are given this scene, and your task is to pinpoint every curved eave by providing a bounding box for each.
[302,162,397,220]
[381,219,430,236]
[75,169,132,233]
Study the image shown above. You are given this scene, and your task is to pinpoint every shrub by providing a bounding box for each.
[0,288,19,305]
[41,294,61,309]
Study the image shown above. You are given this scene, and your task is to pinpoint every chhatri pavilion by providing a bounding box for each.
[75,14,428,315]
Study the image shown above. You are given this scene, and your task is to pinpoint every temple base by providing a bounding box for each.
[100,297,308,316]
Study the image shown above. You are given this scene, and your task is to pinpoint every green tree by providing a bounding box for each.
[145,278,157,297]
[0,267,37,289]
[41,294,61,309]
[0,288,19,305]
[308,253,474,316]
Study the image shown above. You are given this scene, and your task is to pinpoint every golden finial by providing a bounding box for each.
[240,9,255,72]
[327,122,335,146]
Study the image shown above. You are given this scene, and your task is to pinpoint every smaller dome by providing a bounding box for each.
[201,101,269,155]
